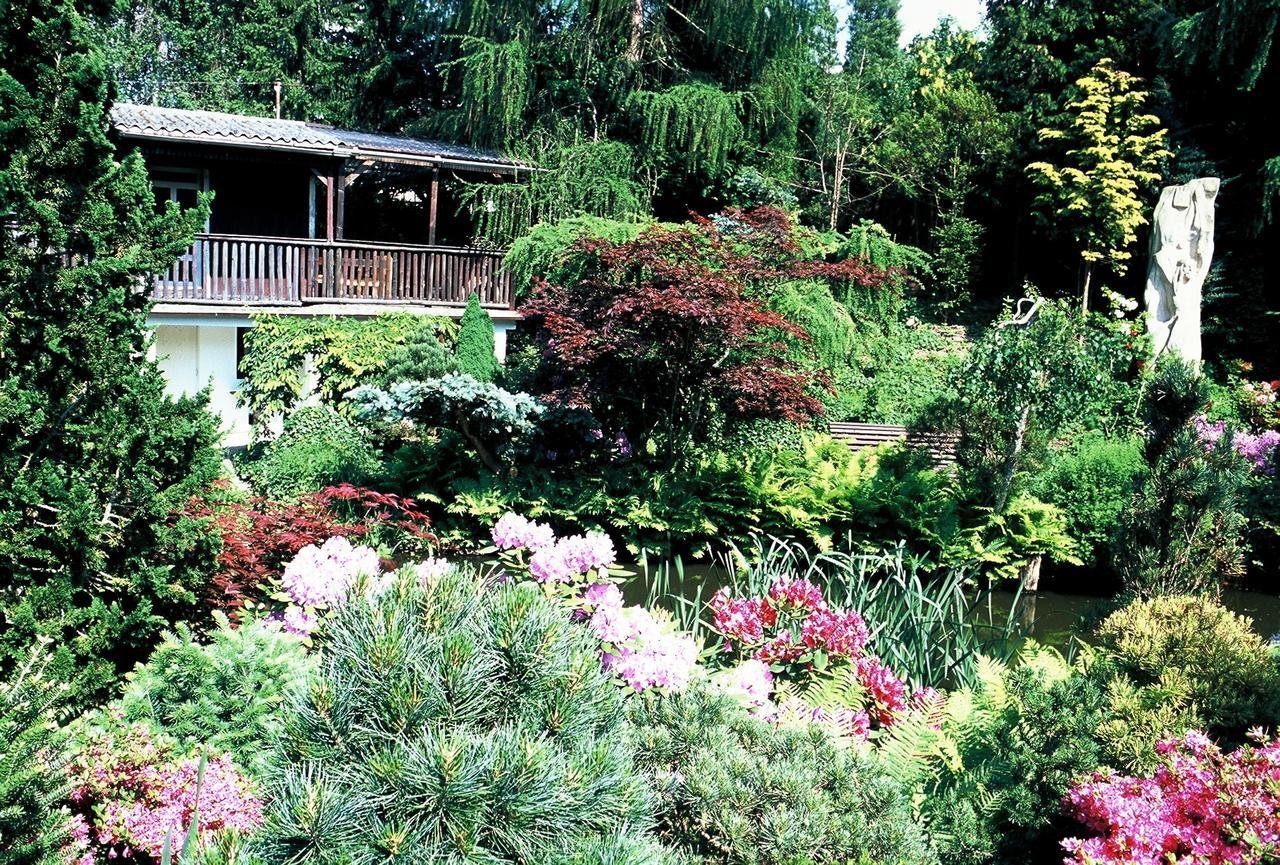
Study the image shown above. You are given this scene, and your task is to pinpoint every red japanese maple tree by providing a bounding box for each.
[519,207,889,459]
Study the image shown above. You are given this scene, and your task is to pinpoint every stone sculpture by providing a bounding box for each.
[1144,177,1220,364]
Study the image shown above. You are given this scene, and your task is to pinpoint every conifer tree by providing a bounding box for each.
[0,0,223,711]
[0,648,70,865]
[454,293,500,382]
[1117,359,1247,597]
[253,568,666,865]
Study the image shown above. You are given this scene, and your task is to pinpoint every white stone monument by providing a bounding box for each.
[1144,177,1220,364]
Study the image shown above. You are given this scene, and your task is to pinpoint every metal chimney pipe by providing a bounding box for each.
[273,80,283,119]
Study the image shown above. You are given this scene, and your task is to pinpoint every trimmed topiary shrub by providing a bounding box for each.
[109,613,311,779]
[628,686,935,865]
[242,405,381,501]
[252,567,661,865]
[1093,595,1280,736]
[0,650,70,865]
[455,293,500,383]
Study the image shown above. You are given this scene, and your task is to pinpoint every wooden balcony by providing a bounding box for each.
[152,233,513,309]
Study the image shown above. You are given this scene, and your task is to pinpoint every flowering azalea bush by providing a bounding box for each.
[65,720,262,864]
[489,513,699,693]
[709,578,908,731]
[1194,415,1280,474]
[1063,730,1280,865]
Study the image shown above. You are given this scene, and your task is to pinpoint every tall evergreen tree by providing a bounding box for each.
[0,0,223,711]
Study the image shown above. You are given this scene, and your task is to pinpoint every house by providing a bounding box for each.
[110,102,525,446]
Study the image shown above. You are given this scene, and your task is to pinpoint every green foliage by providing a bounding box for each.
[1117,359,1248,596]
[0,0,225,713]
[107,614,312,779]
[377,327,456,387]
[1031,431,1144,567]
[628,83,745,180]
[241,405,381,501]
[252,567,658,865]
[898,645,1107,865]
[237,314,455,435]
[1026,58,1170,309]
[0,649,70,865]
[504,216,646,302]
[966,493,1082,581]
[455,293,500,383]
[628,686,935,865]
[1094,595,1280,737]
[942,297,1144,514]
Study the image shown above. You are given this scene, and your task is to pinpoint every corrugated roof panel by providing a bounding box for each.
[109,103,523,170]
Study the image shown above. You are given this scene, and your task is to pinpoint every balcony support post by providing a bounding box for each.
[428,165,439,246]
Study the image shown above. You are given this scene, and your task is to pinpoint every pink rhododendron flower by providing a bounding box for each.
[414,557,452,584]
[281,535,379,608]
[769,577,827,612]
[709,588,777,645]
[490,513,556,551]
[800,607,870,658]
[711,659,776,717]
[855,656,908,725]
[595,605,699,692]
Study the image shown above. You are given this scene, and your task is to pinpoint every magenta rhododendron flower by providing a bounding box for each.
[769,577,827,612]
[855,656,908,725]
[1063,730,1280,865]
[709,588,777,645]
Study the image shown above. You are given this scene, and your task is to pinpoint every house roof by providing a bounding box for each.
[109,103,524,173]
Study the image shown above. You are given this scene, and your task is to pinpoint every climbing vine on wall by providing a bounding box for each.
[238,314,457,437]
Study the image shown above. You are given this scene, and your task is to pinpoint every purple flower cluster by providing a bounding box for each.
[491,513,556,551]
[586,583,699,692]
[1193,414,1280,473]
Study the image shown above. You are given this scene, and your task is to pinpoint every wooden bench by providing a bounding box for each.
[827,422,959,467]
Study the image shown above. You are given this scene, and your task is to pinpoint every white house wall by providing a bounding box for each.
[148,312,516,450]
[150,321,253,448]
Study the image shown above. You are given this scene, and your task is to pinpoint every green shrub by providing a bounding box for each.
[107,613,311,779]
[882,647,1107,865]
[242,405,380,500]
[1031,431,1144,567]
[628,686,934,865]
[252,568,658,865]
[1093,595,1280,736]
[0,650,70,865]
[377,326,456,386]
[1116,358,1247,596]
[455,294,500,382]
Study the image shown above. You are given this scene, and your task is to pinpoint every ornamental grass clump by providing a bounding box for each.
[252,566,664,865]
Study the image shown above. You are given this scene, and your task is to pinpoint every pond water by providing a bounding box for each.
[620,556,1280,649]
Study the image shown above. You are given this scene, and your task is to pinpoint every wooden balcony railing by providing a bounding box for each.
[152,233,513,308]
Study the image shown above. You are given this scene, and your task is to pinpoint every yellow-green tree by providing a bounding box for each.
[1027,58,1170,313]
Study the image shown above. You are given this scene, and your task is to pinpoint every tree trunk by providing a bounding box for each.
[1019,553,1043,593]
[996,403,1032,513]
[626,0,644,62]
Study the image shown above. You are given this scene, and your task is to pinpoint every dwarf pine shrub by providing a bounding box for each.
[628,686,935,865]
[252,567,664,865]
[0,650,70,865]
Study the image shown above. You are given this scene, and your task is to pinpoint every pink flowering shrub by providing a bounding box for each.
[267,535,381,637]
[488,513,697,693]
[1194,414,1280,474]
[709,578,909,728]
[583,583,699,691]
[706,573,916,731]
[1063,730,1280,865]
[65,721,262,864]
